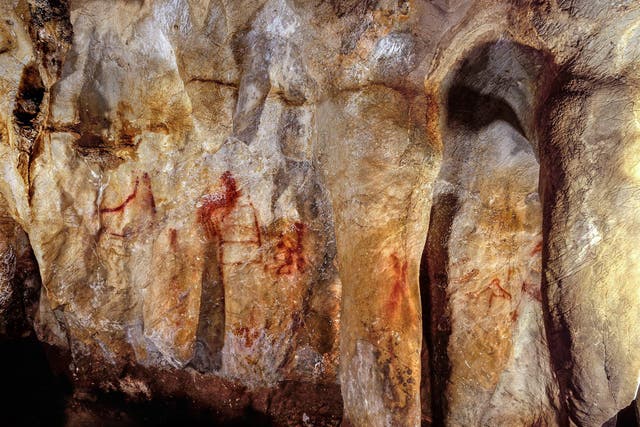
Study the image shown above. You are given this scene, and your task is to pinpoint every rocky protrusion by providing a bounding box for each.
[541,80,640,427]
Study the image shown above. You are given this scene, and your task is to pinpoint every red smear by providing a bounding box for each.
[385,253,408,317]
[235,326,259,347]
[522,281,542,302]
[271,222,306,276]
[142,172,157,213]
[512,281,542,321]
[251,202,262,247]
[530,240,543,257]
[197,171,240,240]
[169,228,178,252]
[100,177,139,214]
[456,268,479,284]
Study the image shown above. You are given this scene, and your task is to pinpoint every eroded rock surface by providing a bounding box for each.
[1,1,640,426]
[427,40,560,427]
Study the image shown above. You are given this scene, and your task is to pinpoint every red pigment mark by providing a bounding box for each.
[235,326,259,347]
[99,172,156,215]
[169,228,178,252]
[271,222,306,276]
[196,172,264,291]
[512,281,543,321]
[251,202,262,247]
[522,281,542,302]
[99,172,157,238]
[100,178,139,214]
[384,253,409,317]
[467,278,512,308]
[142,172,156,214]
[197,171,240,239]
[455,268,479,284]
[530,240,543,257]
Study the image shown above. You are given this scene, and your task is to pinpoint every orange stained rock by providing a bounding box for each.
[384,253,409,319]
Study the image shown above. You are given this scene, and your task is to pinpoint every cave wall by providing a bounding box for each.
[1,0,640,426]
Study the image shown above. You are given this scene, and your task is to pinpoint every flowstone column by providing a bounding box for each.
[317,86,437,426]
[426,40,560,426]
[541,81,640,426]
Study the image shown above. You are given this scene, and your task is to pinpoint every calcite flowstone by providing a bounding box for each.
[541,82,640,427]
[425,40,561,426]
[317,85,435,426]
[1,0,640,426]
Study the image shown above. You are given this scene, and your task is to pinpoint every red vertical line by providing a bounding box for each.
[250,202,262,247]
[143,172,157,214]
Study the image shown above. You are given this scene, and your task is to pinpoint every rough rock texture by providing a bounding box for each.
[0,192,40,337]
[1,0,640,426]
[427,40,560,426]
